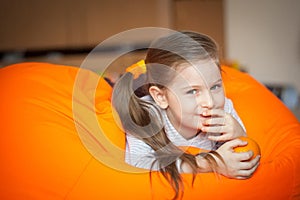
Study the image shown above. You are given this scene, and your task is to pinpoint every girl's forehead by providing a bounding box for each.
[174,61,221,81]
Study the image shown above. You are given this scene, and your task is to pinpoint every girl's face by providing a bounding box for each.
[163,61,225,139]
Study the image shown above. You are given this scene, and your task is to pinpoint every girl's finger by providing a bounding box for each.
[237,156,259,169]
[202,125,228,133]
[202,109,225,117]
[203,117,226,126]
[235,159,260,178]
[208,134,232,142]
[233,149,256,162]
[222,138,248,150]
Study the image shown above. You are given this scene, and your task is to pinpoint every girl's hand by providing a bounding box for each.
[201,109,246,142]
[214,139,260,179]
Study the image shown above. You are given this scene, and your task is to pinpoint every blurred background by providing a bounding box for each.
[0,0,299,119]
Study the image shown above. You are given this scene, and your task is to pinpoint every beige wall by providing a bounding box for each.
[224,0,300,93]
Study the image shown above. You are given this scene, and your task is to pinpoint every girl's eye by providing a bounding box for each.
[211,84,222,91]
[187,89,198,95]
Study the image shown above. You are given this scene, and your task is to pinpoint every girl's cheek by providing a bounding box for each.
[211,95,224,108]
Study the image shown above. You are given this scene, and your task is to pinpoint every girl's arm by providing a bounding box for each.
[224,98,246,132]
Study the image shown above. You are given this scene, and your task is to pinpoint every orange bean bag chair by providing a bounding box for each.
[0,62,299,200]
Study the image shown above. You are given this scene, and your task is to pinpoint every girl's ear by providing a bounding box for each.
[149,86,168,109]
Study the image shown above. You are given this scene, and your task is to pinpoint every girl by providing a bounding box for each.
[112,31,260,199]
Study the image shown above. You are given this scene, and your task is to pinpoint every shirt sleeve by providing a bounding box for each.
[224,98,247,133]
[125,133,159,170]
[126,133,187,173]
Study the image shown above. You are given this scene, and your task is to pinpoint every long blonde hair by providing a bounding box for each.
[112,31,223,200]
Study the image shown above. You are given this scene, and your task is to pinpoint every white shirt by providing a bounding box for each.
[125,97,245,170]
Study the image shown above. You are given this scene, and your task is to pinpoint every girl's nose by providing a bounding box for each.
[199,91,214,109]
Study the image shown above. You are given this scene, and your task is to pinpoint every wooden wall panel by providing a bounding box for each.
[0,0,70,51]
[173,0,225,57]
[84,0,166,45]
[0,0,224,55]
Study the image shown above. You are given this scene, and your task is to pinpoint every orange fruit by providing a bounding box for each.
[234,136,261,160]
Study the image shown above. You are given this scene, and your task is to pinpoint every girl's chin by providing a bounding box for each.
[177,126,201,139]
